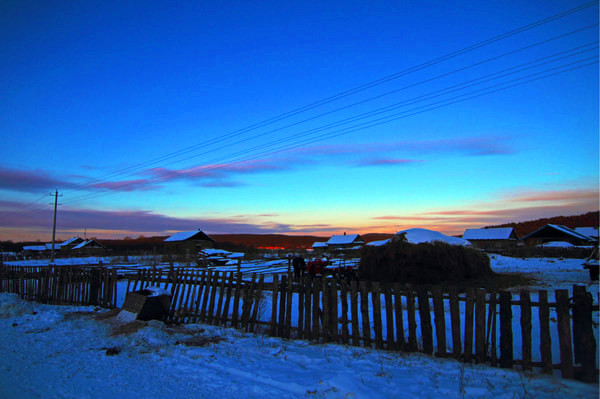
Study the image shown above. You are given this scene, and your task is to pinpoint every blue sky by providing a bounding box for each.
[1,0,598,241]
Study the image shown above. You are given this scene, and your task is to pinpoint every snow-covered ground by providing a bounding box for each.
[0,292,597,399]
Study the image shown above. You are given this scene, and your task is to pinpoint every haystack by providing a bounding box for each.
[359,235,492,284]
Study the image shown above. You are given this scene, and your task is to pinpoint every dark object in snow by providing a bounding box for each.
[12,323,17,327]
[105,347,121,356]
[120,288,171,321]
[582,246,599,281]
[176,336,226,347]
[359,236,492,284]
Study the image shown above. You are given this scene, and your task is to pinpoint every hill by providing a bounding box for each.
[485,211,599,238]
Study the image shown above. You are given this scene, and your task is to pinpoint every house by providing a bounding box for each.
[164,229,215,261]
[72,239,107,255]
[574,227,599,242]
[311,241,328,251]
[326,233,364,251]
[59,237,85,251]
[462,227,518,251]
[521,224,595,246]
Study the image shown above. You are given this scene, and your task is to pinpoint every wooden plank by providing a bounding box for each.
[321,278,330,342]
[278,276,287,337]
[499,291,513,369]
[214,270,227,325]
[207,271,221,324]
[393,283,405,351]
[249,274,265,333]
[520,290,532,371]
[464,289,475,362]
[555,289,574,379]
[328,279,338,343]
[304,277,312,340]
[191,270,207,324]
[241,273,256,331]
[448,288,461,359]
[475,288,486,363]
[340,279,350,345]
[406,288,417,352]
[285,273,293,338]
[371,282,384,349]
[432,287,446,357]
[538,290,553,374]
[220,272,234,326]
[359,281,371,348]
[572,285,597,383]
[488,292,498,367]
[199,270,212,323]
[417,288,433,355]
[269,274,279,336]
[350,280,360,347]
[297,276,304,339]
[179,270,195,323]
[312,278,321,341]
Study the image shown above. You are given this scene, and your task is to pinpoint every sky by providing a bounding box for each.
[0,0,598,241]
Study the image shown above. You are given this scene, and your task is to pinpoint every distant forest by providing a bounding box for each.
[486,211,599,238]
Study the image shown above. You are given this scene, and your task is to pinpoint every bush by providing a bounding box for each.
[359,237,492,284]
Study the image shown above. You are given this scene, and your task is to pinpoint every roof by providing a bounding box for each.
[366,239,391,247]
[396,228,471,246]
[574,227,599,239]
[462,227,516,240]
[327,234,364,246]
[164,230,214,243]
[23,245,46,251]
[60,237,83,246]
[522,224,595,242]
[312,242,328,248]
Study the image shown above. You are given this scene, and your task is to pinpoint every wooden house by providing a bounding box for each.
[462,227,518,251]
[521,224,595,246]
[164,230,215,262]
[326,233,364,251]
[72,239,107,255]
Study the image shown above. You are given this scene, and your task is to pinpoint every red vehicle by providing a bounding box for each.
[306,258,330,276]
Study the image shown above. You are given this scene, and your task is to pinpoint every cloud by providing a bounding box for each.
[504,188,599,203]
[354,159,424,167]
[0,167,75,193]
[88,179,158,192]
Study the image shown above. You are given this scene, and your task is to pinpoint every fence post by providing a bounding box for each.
[572,285,597,383]
[555,289,574,379]
[538,290,553,374]
[520,290,532,371]
[499,291,513,369]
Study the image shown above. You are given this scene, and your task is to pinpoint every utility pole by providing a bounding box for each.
[50,190,62,263]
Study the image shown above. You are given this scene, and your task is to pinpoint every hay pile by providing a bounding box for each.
[359,236,492,284]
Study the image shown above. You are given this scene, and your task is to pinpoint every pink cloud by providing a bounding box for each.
[355,159,424,167]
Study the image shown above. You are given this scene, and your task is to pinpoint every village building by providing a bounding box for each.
[462,227,518,251]
[59,237,85,251]
[72,239,107,255]
[326,233,364,251]
[164,230,215,263]
[311,241,328,253]
[521,224,595,247]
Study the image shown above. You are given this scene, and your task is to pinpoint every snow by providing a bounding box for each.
[327,234,363,245]
[537,241,574,248]
[396,228,471,246]
[164,230,206,242]
[462,227,515,240]
[366,239,391,247]
[1,292,596,398]
[575,227,599,240]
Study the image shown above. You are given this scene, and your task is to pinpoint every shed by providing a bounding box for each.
[462,227,518,251]
[164,230,215,262]
[73,239,107,255]
[521,224,595,246]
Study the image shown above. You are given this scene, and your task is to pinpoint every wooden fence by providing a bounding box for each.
[0,265,118,308]
[126,267,598,383]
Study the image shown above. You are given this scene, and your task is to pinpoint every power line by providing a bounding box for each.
[61,57,597,205]
[59,2,599,195]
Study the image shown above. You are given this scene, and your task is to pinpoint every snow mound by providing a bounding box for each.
[396,228,471,246]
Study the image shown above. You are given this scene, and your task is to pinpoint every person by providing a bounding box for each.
[292,256,306,279]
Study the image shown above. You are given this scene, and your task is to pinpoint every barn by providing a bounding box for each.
[521,224,595,246]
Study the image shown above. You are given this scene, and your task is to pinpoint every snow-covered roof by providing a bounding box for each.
[312,242,328,248]
[164,230,213,242]
[327,234,364,246]
[396,228,471,246]
[23,245,46,251]
[522,224,594,242]
[60,237,82,246]
[366,239,391,247]
[201,248,231,256]
[462,227,516,240]
[574,227,599,239]
[45,243,60,250]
